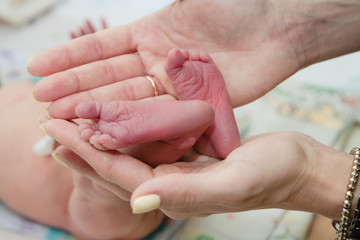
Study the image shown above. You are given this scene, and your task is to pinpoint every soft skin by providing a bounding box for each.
[76,99,215,166]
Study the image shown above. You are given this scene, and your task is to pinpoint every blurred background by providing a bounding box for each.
[0,0,359,239]
[0,0,172,86]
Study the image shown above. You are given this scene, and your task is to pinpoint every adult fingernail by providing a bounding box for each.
[27,63,34,76]
[46,107,53,119]
[40,124,49,136]
[52,151,69,168]
[132,194,160,214]
[38,113,49,125]
[31,90,41,102]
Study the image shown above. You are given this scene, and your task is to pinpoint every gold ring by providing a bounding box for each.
[145,75,159,96]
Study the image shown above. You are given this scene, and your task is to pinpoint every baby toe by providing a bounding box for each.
[89,134,108,150]
[99,134,122,150]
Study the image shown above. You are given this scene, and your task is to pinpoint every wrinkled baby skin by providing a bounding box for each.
[165,49,240,158]
[76,99,214,166]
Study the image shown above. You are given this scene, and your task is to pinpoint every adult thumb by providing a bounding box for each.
[130,172,229,218]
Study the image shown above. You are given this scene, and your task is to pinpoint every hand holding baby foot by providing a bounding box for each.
[31,0,312,119]
[76,49,240,164]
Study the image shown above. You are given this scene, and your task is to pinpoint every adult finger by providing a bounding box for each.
[47,76,159,119]
[33,54,146,102]
[53,146,132,200]
[28,24,136,76]
[41,119,154,192]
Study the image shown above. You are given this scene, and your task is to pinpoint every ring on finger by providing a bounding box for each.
[145,75,159,96]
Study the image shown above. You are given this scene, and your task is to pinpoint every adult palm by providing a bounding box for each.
[30,0,302,119]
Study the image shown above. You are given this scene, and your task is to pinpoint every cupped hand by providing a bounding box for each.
[131,133,351,220]
[31,0,303,119]
[131,132,315,219]
[42,118,330,219]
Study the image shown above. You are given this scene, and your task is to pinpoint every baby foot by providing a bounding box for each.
[76,100,214,154]
[165,49,240,158]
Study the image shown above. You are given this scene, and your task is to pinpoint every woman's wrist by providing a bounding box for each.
[293,143,355,220]
[272,0,360,68]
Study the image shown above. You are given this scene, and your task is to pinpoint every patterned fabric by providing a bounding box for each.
[0,201,313,240]
[170,210,313,240]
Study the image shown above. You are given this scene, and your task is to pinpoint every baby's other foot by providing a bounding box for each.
[165,49,240,158]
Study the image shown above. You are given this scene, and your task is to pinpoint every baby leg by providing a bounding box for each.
[0,82,164,239]
[76,99,214,164]
[165,49,240,158]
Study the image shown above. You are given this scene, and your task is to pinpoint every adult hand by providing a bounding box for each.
[30,0,306,119]
[41,118,352,220]
[131,132,351,220]
[65,167,164,239]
